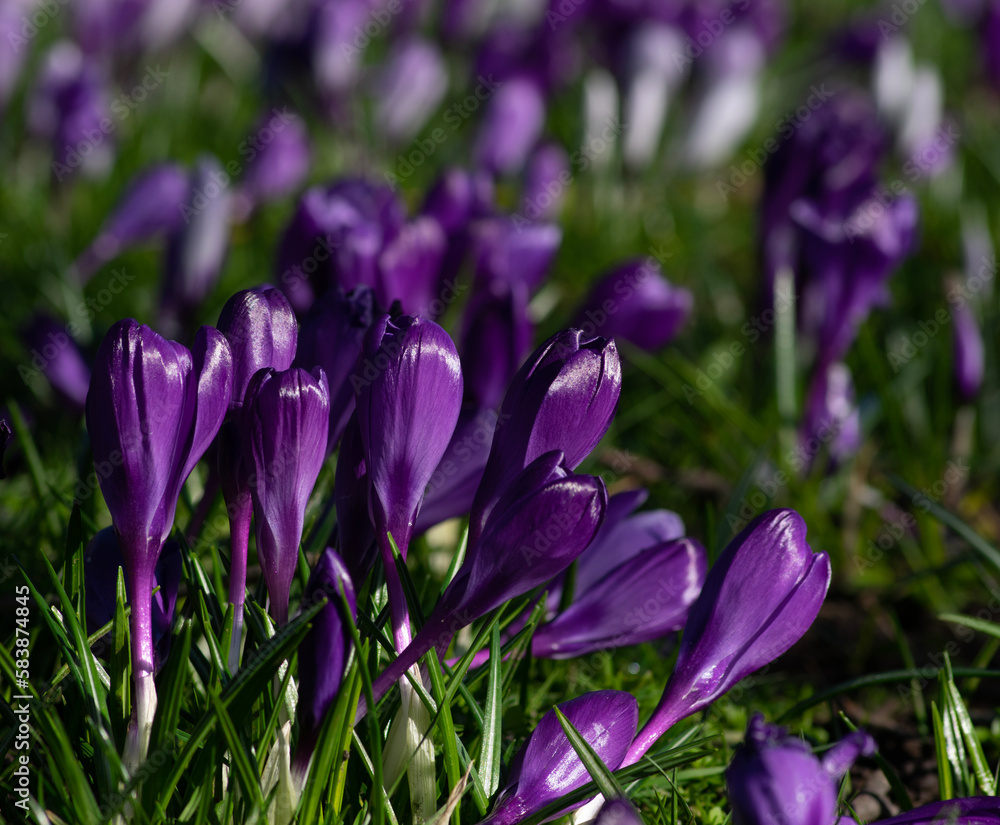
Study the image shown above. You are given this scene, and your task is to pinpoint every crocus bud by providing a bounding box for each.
[533,537,705,659]
[727,714,875,825]
[218,286,299,412]
[86,319,232,768]
[483,691,638,825]
[333,413,377,587]
[469,330,621,546]
[29,41,113,182]
[216,285,298,667]
[162,156,233,324]
[800,362,861,468]
[422,167,494,234]
[573,259,692,353]
[236,110,311,216]
[377,217,447,317]
[624,509,831,764]
[243,367,330,625]
[471,217,562,293]
[354,315,463,562]
[74,163,190,281]
[84,527,181,672]
[296,287,375,453]
[293,548,356,775]
[23,315,91,412]
[439,451,607,621]
[374,38,448,143]
[357,453,607,717]
[474,74,547,175]
[521,142,570,222]
[461,279,533,410]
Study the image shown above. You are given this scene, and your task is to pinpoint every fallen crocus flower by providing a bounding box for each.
[469,329,620,547]
[354,314,462,648]
[482,691,638,825]
[726,714,875,825]
[22,315,91,412]
[292,548,356,779]
[622,509,831,764]
[86,319,232,769]
[357,452,607,719]
[84,527,181,673]
[242,367,330,626]
[216,285,298,668]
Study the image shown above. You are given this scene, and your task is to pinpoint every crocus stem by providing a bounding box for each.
[620,704,685,768]
[226,499,251,674]
[380,535,413,653]
[124,569,158,774]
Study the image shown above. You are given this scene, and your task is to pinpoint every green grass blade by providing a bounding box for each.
[479,622,504,799]
[553,707,626,801]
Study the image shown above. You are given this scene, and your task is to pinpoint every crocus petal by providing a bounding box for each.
[217,285,299,413]
[474,74,546,175]
[294,548,356,769]
[243,367,330,625]
[874,798,1000,825]
[820,730,877,780]
[374,38,449,142]
[626,510,830,762]
[953,296,984,402]
[238,109,311,211]
[485,691,638,825]
[470,330,621,546]
[532,538,706,659]
[354,314,463,559]
[800,362,861,468]
[295,286,375,452]
[377,217,447,317]
[471,218,562,293]
[521,142,570,222]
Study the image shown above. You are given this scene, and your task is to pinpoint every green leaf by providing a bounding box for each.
[553,707,627,802]
[939,612,1000,640]
[208,689,265,810]
[931,702,954,801]
[479,622,503,799]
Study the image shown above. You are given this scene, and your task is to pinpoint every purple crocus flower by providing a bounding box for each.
[460,279,533,410]
[471,217,562,293]
[573,259,692,353]
[727,714,876,825]
[22,316,91,412]
[469,329,621,546]
[593,798,644,825]
[354,314,462,647]
[216,285,298,667]
[235,109,311,217]
[242,367,330,626]
[86,319,232,768]
[162,156,233,325]
[0,1,29,111]
[623,509,831,765]
[376,216,447,317]
[422,167,495,234]
[483,691,638,825]
[29,41,113,182]
[293,548,356,777]
[357,452,607,717]
[295,286,375,453]
[799,362,861,468]
[83,527,181,672]
[73,163,191,282]
[474,74,547,175]
[374,38,449,143]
